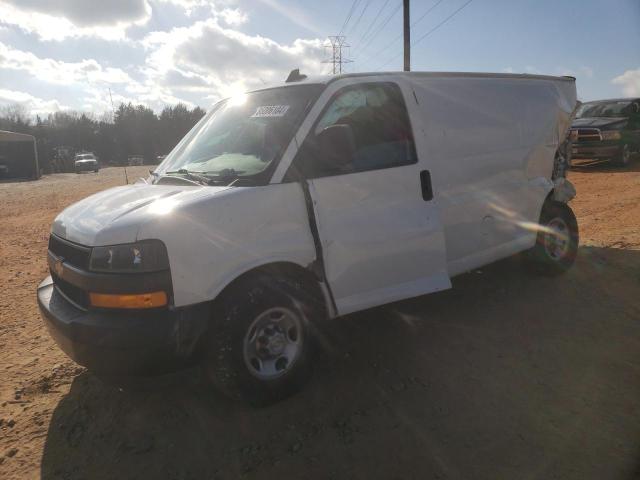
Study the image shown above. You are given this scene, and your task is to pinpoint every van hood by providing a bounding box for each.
[52,183,231,246]
[572,117,627,129]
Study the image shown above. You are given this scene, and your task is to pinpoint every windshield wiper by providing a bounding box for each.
[163,169,213,186]
[201,168,247,186]
[161,168,250,186]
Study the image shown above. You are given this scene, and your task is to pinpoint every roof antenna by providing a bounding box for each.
[286,69,307,83]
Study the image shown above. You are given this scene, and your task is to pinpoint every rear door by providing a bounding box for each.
[288,80,450,315]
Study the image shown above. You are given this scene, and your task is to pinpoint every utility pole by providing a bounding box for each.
[108,88,116,123]
[323,36,353,74]
[403,0,410,71]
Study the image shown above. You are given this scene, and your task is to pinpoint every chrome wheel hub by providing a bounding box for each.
[243,307,303,380]
[544,217,570,260]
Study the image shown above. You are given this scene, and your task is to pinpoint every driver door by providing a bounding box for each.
[289,81,450,315]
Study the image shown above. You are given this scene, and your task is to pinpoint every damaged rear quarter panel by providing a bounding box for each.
[136,182,317,307]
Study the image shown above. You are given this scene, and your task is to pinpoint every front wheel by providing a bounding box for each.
[204,275,317,405]
[613,144,631,167]
[525,201,579,275]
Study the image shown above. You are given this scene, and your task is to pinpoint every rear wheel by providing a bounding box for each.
[204,274,317,405]
[525,200,579,275]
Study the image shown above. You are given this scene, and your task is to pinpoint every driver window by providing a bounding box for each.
[291,82,417,179]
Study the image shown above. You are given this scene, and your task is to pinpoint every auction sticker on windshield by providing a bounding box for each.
[251,105,290,118]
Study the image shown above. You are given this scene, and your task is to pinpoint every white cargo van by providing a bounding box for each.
[38,71,578,403]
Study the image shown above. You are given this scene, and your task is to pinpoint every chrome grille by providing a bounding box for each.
[572,128,601,142]
[48,235,91,270]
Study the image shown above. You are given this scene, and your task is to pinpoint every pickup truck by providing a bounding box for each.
[38,71,578,404]
[570,98,640,166]
[74,153,99,173]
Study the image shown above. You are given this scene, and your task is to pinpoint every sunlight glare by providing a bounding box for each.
[148,197,178,215]
[229,91,248,107]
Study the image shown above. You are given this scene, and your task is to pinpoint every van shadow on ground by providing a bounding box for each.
[41,246,640,480]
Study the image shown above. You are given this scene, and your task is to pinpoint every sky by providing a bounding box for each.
[0,0,638,117]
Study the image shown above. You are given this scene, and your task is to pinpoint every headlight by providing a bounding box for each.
[568,129,579,142]
[89,240,169,273]
[601,130,621,141]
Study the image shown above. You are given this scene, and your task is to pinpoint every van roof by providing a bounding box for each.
[253,70,576,92]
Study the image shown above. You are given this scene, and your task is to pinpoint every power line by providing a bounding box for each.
[339,0,362,37]
[413,0,448,28]
[354,0,392,51]
[352,1,402,59]
[376,0,476,70]
[358,0,447,65]
[348,0,373,35]
[357,1,401,53]
[413,0,475,47]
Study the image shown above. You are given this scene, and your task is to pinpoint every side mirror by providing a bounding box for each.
[317,124,356,170]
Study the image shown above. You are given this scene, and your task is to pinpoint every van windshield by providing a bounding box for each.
[157,85,322,183]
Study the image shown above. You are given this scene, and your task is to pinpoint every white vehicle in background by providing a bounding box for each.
[74,152,99,173]
[128,155,144,166]
[39,71,578,405]
[0,155,8,177]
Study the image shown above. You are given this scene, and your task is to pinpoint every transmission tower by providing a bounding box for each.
[323,36,353,74]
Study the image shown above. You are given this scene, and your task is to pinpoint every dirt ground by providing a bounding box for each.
[1,162,639,480]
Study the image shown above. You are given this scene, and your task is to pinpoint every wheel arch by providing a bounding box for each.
[211,260,332,319]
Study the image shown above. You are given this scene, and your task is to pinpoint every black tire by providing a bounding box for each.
[525,200,579,275]
[613,144,631,167]
[204,274,318,406]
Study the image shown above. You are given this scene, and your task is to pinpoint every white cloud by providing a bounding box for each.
[3,0,151,27]
[0,1,151,40]
[0,88,69,115]
[220,8,248,26]
[0,42,133,85]
[154,0,213,15]
[142,18,324,101]
[612,68,640,97]
[0,1,326,114]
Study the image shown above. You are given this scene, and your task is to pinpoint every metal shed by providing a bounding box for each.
[0,130,40,180]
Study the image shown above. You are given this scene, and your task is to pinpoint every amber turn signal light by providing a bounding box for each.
[89,291,168,309]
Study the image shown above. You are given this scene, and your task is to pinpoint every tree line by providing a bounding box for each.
[0,102,206,172]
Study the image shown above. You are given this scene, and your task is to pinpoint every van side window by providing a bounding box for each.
[292,83,417,179]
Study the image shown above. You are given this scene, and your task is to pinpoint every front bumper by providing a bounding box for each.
[572,142,621,160]
[75,162,98,171]
[37,276,209,375]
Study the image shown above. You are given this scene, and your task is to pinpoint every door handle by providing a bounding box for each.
[420,170,433,201]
